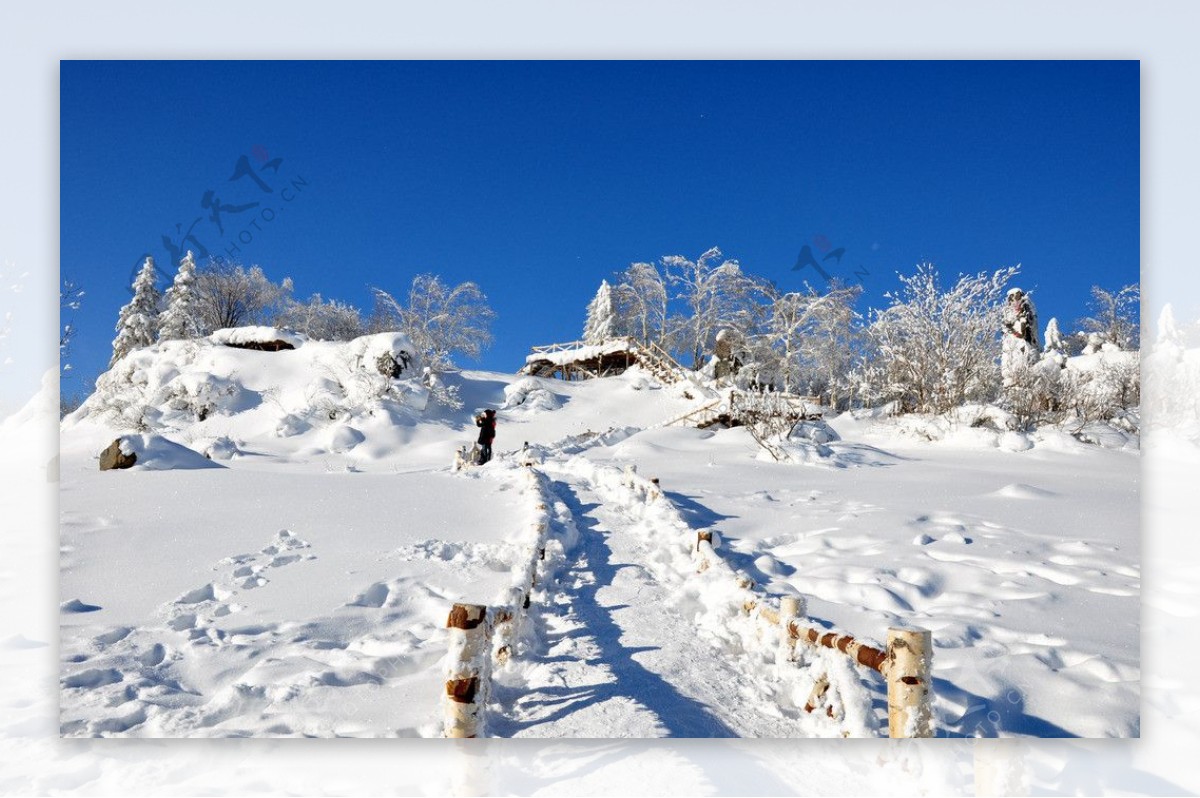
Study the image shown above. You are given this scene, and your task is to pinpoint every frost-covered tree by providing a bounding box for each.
[110,257,162,366]
[615,261,670,347]
[370,274,496,373]
[275,293,365,341]
[798,283,862,407]
[193,260,293,333]
[739,281,861,405]
[1075,284,1140,351]
[665,247,766,368]
[158,251,202,341]
[859,263,1018,413]
[583,279,624,344]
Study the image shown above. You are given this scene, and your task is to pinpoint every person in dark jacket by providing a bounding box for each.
[475,409,496,465]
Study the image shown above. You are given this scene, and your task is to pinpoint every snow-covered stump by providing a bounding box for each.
[444,603,491,738]
[886,626,933,738]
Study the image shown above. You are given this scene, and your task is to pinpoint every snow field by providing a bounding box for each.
[57,335,1140,739]
[59,462,551,737]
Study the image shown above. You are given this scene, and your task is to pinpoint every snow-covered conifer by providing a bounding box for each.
[110,257,162,366]
[158,251,201,341]
[583,280,622,344]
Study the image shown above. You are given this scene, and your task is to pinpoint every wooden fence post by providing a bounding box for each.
[444,603,490,738]
[778,595,805,661]
[886,626,933,738]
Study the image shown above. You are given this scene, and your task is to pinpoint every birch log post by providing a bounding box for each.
[886,626,933,738]
[778,596,805,660]
[444,603,490,738]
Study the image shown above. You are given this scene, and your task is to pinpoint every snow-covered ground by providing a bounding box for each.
[57,333,1140,738]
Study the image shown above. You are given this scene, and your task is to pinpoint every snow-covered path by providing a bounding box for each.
[491,459,845,738]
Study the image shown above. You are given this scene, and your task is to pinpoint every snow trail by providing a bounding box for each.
[490,458,857,738]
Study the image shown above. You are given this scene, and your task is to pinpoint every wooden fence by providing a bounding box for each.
[442,461,933,738]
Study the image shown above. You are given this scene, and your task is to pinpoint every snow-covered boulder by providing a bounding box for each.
[503,377,561,412]
[100,434,222,471]
[210,326,305,351]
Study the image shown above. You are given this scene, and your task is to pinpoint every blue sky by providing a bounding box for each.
[60,60,1139,393]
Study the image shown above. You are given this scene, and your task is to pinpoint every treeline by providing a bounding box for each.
[110,253,495,375]
[583,247,1140,424]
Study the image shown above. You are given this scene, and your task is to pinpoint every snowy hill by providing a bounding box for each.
[59,330,1140,738]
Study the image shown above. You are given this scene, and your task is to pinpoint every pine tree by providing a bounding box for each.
[110,257,162,366]
[158,250,201,341]
[583,279,621,344]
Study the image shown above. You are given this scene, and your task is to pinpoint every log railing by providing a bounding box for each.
[443,465,552,737]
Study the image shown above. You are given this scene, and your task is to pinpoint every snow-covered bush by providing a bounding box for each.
[274,293,366,341]
[1057,350,1141,428]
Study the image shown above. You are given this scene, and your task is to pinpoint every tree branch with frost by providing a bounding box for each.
[60,278,85,374]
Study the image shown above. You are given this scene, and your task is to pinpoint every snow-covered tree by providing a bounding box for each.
[583,280,624,344]
[859,263,1018,413]
[664,247,766,368]
[158,251,202,341]
[615,261,670,347]
[110,257,162,366]
[193,261,293,333]
[275,293,365,341]
[370,274,496,373]
[738,281,861,405]
[1075,284,1140,351]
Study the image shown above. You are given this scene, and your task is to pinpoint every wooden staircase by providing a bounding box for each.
[632,340,688,386]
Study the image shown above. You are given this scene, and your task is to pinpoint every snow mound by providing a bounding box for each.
[202,435,243,461]
[117,433,224,470]
[63,329,429,463]
[993,483,1058,500]
[326,424,366,453]
[789,419,840,444]
[502,377,562,412]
